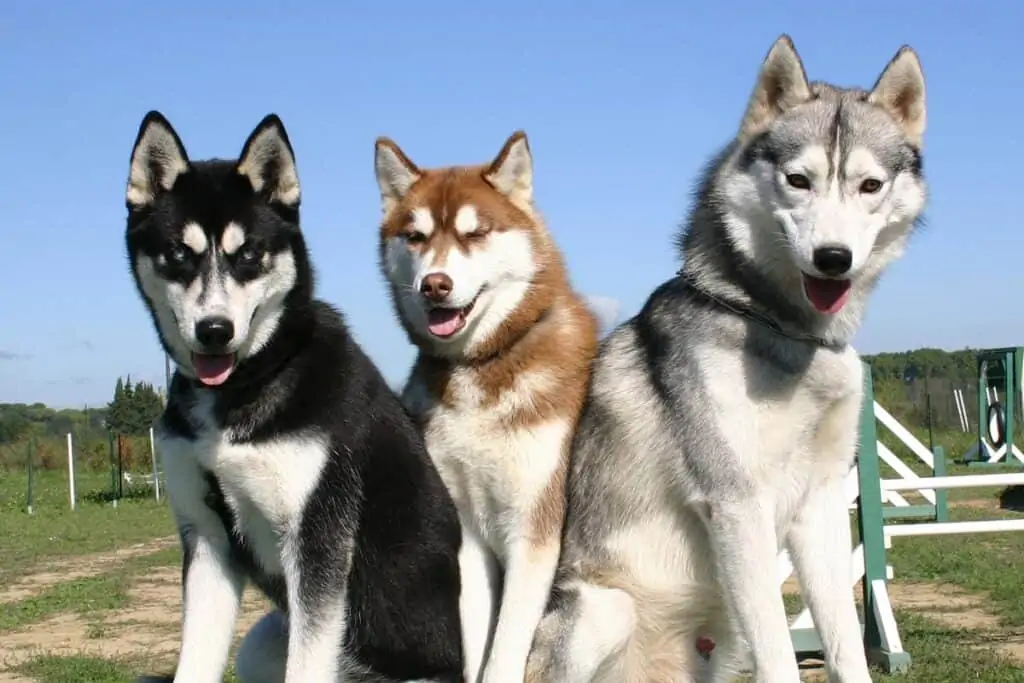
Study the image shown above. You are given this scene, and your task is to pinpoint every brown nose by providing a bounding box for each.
[420,273,453,302]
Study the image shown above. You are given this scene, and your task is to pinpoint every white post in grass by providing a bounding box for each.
[149,426,161,502]
[66,432,76,511]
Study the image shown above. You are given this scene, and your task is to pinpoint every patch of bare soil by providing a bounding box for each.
[0,566,271,677]
[785,578,1024,676]
[0,537,179,604]
[887,581,1001,630]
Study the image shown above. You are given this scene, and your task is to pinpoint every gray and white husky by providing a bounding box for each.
[525,35,927,683]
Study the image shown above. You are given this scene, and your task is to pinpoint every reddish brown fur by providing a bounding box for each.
[377,134,599,544]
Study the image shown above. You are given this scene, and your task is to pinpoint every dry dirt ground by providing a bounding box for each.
[0,538,270,682]
[2,536,1022,682]
[781,577,1024,680]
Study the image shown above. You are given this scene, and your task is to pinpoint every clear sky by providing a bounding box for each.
[2,2,1022,408]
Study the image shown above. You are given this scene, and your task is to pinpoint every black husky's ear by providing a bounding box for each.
[236,114,300,208]
[739,35,812,139]
[127,111,190,209]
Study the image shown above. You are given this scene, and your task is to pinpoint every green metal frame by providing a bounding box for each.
[965,347,1023,467]
[792,363,929,672]
[857,367,912,673]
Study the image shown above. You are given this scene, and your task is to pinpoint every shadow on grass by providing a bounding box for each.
[999,485,1024,512]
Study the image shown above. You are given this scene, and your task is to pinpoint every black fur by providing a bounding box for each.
[126,111,464,681]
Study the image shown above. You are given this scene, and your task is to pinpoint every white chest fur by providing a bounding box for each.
[405,370,570,558]
[695,343,864,519]
[158,393,329,576]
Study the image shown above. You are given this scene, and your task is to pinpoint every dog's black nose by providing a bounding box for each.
[420,272,453,302]
[812,246,853,277]
[195,317,235,349]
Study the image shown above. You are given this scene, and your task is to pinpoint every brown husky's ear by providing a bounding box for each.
[374,137,421,216]
[868,46,927,147]
[738,35,812,139]
[236,114,301,208]
[484,131,532,205]
[126,110,190,209]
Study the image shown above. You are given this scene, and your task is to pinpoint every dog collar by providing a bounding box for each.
[676,271,846,351]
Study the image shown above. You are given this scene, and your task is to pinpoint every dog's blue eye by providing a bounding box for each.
[237,247,260,264]
[168,246,188,264]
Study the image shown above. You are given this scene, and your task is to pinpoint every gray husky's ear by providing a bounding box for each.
[869,46,927,147]
[484,131,532,205]
[739,35,812,138]
[374,137,422,215]
[237,114,301,207]
[127,111,190,209]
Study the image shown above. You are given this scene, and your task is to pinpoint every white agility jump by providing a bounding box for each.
[780,363,1024,674]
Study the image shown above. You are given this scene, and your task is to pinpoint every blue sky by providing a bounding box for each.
[2,2,1022,408]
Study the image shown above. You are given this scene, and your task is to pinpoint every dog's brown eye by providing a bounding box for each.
[786,173,811,190]
[859,178,883,194]
[464,229,489,241]
[405,231,426,245]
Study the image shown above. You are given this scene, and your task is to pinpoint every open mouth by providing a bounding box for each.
[426,296,479,339]
[802,274,852,315]
[191,352,236,386]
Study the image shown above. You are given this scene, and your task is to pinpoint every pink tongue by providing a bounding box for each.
[804,276,852,314]
[427,308,463,338]
[192,353,235,386]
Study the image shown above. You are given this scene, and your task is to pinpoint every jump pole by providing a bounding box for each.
[67,432,76,510]
[856,364,910,673]
[149,426,161,502]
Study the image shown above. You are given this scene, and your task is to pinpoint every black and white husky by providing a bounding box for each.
[125,111,464,683]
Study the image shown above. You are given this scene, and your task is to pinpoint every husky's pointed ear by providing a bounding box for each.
[739,35,812,138]
[484,131,532,204]
[237,114,301,207]
[374,137,421,215]
[868,46,927,147]
[127,111,190,209]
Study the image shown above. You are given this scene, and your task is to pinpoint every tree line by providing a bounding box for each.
[0,377,164,470]
[0,346,1013,470]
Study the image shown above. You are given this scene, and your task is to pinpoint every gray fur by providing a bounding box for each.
[526,35,927,683]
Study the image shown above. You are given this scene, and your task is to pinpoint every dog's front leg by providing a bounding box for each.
[704,497,801,683]
[786,394,871,683]
[481,535,561,683]
[282,534,351,683]
[173,523,246,683]
[162,454,246,683]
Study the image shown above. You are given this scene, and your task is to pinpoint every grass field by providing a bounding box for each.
[3,466,1024,682]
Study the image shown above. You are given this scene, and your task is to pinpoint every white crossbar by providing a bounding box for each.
[877,442,935,503]
[885,519,1024,538]
[882,473,1024,491]
[873,401,934,468]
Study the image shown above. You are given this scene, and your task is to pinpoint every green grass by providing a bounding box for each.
[888,506,1024,626]
[5,436,1024,681]
[877,612,1024,682]
[13,655,142,683]
[0,469,176,582]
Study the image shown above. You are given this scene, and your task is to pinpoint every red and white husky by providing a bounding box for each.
[374,132,599,683]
